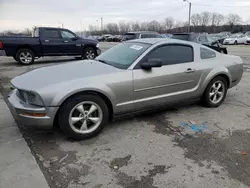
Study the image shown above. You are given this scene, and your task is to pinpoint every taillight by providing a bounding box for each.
[0,41,3,49]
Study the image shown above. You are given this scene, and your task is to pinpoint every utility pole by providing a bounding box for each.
[101,17,103,31]
[183,0,191,33]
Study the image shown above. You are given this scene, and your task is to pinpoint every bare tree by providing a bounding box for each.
[131,22,141,31]
[211,13,224,26]
[88,25,98,32]
[191,13,202,26]
[140,22,149,31]
[119,22,131,34]
[165,17,174,29]
[200,12,210,26]
[106,23,119,34]
[227,13,242,26]
[147,20,162,32]
[23,28,32,36]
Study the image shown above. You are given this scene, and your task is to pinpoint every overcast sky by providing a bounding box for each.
[0,0,250,31]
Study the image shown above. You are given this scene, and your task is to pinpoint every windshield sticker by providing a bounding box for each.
[130,45,143,50]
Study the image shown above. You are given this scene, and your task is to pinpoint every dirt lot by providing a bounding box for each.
[0,43,250,188]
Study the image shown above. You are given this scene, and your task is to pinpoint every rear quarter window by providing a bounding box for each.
[200,47,216,59]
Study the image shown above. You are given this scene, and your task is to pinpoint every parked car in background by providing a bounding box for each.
[8,38,243,139]
[121,31,163,41]
[223,33,246,45]
[0,27,101,65]
[161,34,172,38]
[171,33,228,54]
[99,34,113,42]
[106,35,122,42]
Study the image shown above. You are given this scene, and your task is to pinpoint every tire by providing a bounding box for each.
[59,94,109,140]
[83,47,97,60]
[220,49,227,54]
[202,76,228,107]
[16,49,35,65]
[234,41,238,45]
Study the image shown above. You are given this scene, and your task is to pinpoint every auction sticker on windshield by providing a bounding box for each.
[130,45,143,51]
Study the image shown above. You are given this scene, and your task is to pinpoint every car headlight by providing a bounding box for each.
[17,90,44,106]
[96,43,100,48]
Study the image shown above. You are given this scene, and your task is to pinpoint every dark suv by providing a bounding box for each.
[121,31,163,41]
[171,33,227,54]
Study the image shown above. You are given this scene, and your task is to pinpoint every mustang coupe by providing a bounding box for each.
[8,38,243,139]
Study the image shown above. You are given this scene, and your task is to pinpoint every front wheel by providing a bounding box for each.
[83,47,96,60]
[59,94,109,140]
[202,76,228,107]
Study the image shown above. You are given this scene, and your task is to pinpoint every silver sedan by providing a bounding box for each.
[8,38,244,139]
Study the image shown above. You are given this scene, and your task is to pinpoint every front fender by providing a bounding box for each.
[200,67,232,93]
[48,83,117,109]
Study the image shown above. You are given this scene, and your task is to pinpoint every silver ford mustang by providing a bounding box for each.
[8,38,243,139]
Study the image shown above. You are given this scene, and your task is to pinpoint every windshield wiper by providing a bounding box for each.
[96,59,108,64]
[95,59,115,67]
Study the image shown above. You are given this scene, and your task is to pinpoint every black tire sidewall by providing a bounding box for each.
[83,47,96,59]
[203,76,228,107]
[59,94,109,140]
[16,49,35,65]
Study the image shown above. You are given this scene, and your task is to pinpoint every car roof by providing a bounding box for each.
[37,27,64,30]
[126,38,200,46]
[125,31,159,34]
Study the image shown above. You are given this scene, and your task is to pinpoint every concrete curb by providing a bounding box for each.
[0,94,49,188]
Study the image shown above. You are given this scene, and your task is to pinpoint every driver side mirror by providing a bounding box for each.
[140,59,162,70]
[72,36,79,41]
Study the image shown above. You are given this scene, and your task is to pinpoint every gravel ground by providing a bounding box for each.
[0,43,250,188]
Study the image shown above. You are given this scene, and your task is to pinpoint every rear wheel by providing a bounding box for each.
[83,47,96,60]
[13,56,17,61]
[202,76,228,107]
[234,41,238,45]
[59,94,109,140]
[16,49,35,65]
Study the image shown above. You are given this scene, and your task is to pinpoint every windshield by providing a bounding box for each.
[95,42,151,69]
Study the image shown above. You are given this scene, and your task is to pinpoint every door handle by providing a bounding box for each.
[64,41,69,43]
[44,40,49,42]
[185,68,195,73]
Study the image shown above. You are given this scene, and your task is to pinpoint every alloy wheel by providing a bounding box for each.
[19,52,33,64]
[69,101,103,134]
[85,49,95,59]
[209,81,225,104]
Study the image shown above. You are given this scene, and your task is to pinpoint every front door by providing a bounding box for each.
[132,44,202,110]
[60,30,82,55]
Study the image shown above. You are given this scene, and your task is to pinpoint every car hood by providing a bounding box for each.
[11,60,121,91]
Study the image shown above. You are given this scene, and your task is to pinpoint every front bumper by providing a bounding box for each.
[0,50,6,56]
[8,90,58,129]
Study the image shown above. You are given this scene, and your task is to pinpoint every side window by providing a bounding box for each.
[200,47,216,59]
[43,29,60,38]
[146,45,193,66]
[61,30,76,39]
[198,36,208,43]
[141,34,149,38]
